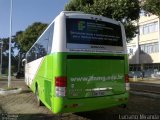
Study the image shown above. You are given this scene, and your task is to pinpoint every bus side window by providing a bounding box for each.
[36,30,50,59]
[26,23,54,63]
[31,47,36,61]
[47,23,54,54]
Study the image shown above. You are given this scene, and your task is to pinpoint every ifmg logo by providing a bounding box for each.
[78,21,85,31]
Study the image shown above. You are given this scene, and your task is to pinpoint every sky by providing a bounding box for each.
[0,0,69,38]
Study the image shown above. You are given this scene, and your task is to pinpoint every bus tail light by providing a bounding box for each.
[55,76,67,97]
[125,74,130,91]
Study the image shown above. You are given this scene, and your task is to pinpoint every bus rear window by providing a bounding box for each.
[66,18,123,47]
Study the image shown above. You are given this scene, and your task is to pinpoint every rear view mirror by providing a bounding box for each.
[22,59,26,66]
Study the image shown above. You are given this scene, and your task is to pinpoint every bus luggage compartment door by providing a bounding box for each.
[66,55,126,98]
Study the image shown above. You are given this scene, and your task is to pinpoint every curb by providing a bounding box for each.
[0,88,22,96]
[130,90,160,99]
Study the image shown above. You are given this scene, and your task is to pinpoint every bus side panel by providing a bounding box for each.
[30,54,54,109]
[28,53,67,112]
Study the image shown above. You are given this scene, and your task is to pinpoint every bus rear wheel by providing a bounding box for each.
[35,86,43,106]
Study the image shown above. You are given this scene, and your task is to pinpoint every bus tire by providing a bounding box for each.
[35,85,43,106]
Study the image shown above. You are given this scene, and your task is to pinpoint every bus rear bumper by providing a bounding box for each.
[51,92,129,114]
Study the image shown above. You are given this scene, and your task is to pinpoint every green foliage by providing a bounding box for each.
[0,37,19,74]
[143,0,160,17]
[15,22,48,52]
[65,0,94,11]
[65,0,140,41]
[0,37,14,56]
[0,22,47,74]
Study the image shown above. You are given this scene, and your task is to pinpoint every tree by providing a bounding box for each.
[65,0,140,41]
[0,37,18,74]
[142,0,160,17]
[15,22,48,52]
[0,22,48,74]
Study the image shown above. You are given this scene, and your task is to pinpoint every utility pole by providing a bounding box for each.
[8,0,13,88]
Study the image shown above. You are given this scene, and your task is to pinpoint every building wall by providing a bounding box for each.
[127,14,160,66]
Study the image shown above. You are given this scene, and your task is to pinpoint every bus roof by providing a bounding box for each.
[59,11,120,25]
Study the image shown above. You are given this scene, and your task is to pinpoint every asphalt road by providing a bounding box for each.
[0,78,160,120]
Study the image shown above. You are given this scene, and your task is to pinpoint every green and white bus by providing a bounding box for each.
[24,11,129,114]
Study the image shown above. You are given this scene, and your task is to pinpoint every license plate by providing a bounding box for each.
[92,91,105,96]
